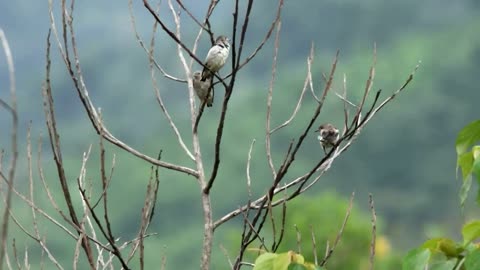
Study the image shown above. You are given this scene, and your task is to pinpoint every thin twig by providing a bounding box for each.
[128,0,185,82]
[270,43,315,134]
[219,244,234,269]
[272,193,287,252]
[353,43,377,127]
[294,224,302,254]
[310,225,318,266]
[147,18,195,161]
[206,0,284,194]
[48,0,198,177]
[42,25,96,268]
[320,192,355,266]
[369,194,377,270]
[175,0,212,34]
[217,0,284,83]
[265,21,282,179]
[246,140,256,198]
[0,28,18,269]
[341,74,350,133]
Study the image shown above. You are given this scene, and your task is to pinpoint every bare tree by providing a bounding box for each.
[0,0,419,269]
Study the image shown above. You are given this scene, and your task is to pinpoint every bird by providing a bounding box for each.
[315,123,340,154]
[201,35,230,81]
[192,71,213,107]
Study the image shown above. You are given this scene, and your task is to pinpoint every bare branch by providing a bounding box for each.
[143,0,228,88]
[42,26,96,268]
[206,0,284,194]
[246,140,256,198]
[265,21,282,179]
[294,224,302,254]
[48,0,198,177]
[219,244,234,269]
[353,43,377,126]
[128,0,185,82]
[275,51,339,181]
[0,28,18,268]
[310,225,318,266]
[218,0,284,83]
[147,19,195,161]
[369,194,377,270]
[320,192,355,266]
[270,43,314,134]
[175,0,212,34]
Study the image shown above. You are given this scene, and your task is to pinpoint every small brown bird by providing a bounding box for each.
[201,35,230,81]
[192,71,213,107]
[315,123,339,154]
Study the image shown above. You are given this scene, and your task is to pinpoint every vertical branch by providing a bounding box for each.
[369,194,377,270]
[0,28,18,270]
[265,21,282,179]
[165,1,213,269]
[294,224,302,254]
[186,0,218,69]
[341,74,349,133]
[235,0,254,66]
[353,43,376,126]
[246,140,256,198]
[310,225,318,266]
[147,19,195,161]
[205,0,251,193]
[42,29,96,269]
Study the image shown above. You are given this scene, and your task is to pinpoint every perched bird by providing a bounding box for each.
[201,35,230,81]
[315,123,339,154]
[192,71,213,107]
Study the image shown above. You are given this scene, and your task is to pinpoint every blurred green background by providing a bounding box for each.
[1,0,479,269]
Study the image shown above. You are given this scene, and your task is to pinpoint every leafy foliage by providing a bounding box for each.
[252,251,321,270]
[403,120,480,270]
[457,120,480,205]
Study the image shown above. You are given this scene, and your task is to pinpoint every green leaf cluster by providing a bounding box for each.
[403,120,480,270]
[456,120,480,206]
[252,251,324,270]
[403,221,480,270]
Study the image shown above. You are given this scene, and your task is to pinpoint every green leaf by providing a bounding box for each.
[463,221,480,246]
[460,175,473,208]
[456,120,480,156]
[422,238,463,257]
[428,251,458,270]
[403,248,430,270]
[465,248,480,270]
[288,263,308,270]
[458,152,474,180]
[253,253,277,270]
[473,146,480,184]
[273,252,291,270]
[428,259,457,270]
[258,251,304,270]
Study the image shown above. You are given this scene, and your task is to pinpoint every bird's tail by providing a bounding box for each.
[206,78,214,107]
[201,67,211,81]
